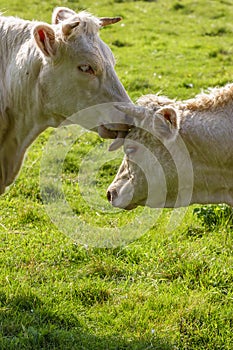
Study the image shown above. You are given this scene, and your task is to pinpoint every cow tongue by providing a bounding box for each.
[108,131,127,151]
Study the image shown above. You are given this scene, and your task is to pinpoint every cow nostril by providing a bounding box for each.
[107,189,118,203]
[107,190,111,202]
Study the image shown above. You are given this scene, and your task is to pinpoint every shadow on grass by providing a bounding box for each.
[0,292,175,350]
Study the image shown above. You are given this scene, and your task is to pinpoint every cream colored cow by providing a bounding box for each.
[0,7,130,194]
[107,85,233,209]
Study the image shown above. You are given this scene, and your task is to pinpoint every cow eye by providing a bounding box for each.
[78,65,95,75]
[125,146,137,156]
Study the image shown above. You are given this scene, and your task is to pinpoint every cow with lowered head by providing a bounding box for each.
[107,86,233,209]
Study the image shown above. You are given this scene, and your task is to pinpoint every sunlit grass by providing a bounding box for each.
[0,0,233,349]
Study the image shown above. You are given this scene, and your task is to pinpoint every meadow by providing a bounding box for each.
[0,0,233,349]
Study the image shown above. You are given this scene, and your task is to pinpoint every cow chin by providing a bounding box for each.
[122,202,138,210]
[112,200,139,211]
[123,200,147,210]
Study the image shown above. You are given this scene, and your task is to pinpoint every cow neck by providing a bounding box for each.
[0,107,48,194]
[179,107,233,206]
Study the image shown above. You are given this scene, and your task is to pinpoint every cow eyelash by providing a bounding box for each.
[78,65,95,75]
[125,147,137,156]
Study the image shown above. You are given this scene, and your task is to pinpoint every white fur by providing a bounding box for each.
[0,8,130,193]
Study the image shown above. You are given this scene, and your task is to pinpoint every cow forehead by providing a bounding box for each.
[61,23,114,64]
[125,127,153,146]
[65,34,115,69]
[63,11,101,36]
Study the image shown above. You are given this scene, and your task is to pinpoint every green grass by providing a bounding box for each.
[1,0,233,349]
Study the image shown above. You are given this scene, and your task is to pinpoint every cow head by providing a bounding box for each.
[33,7,131,129]
[107,104,193,209]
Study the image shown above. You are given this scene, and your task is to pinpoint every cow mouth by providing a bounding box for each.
[107,183,148,210]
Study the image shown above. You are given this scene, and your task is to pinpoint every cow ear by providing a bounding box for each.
[155,107,180,141]
[52,7,77,24]
[33,24,57,57]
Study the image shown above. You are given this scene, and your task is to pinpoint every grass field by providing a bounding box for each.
[1,0,233,349]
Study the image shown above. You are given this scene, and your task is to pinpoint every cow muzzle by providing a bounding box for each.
[107,181,136,210]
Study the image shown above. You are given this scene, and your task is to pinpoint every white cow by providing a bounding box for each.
[0,7,130,194]
[107,85,233,209]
